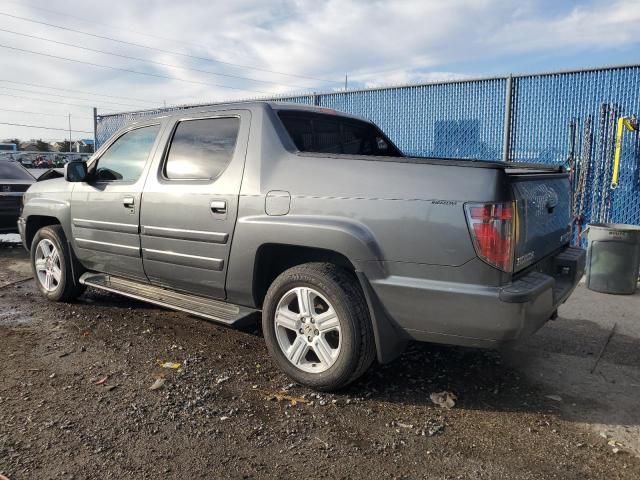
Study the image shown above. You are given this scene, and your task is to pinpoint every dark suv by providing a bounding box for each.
[1,158,34,233]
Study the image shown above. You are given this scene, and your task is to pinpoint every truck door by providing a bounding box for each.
[139,110,250,299]
[70,123,162,281]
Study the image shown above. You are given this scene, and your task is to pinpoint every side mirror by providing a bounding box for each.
[64,160,88,182]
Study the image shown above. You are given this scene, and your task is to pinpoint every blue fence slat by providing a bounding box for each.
[317,79,505,160]
[509,66,640,226]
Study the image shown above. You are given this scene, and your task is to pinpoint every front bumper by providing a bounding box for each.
[17,216,27,247]
[0,195,23,233]
[370,246,586,348]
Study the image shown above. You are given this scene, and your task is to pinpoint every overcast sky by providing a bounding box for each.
[1,0,639,141]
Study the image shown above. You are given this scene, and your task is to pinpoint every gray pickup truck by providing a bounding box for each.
[18,102,585,390]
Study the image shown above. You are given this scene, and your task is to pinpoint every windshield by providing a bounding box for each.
[278,110,403,157]
[0,160,34,180]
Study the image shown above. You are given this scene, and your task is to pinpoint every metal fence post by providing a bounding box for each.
[93,107,98,152]
[502,75,513,162]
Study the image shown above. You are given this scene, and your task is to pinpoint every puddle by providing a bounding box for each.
[0,307,36,326]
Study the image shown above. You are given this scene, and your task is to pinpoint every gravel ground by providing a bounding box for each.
[1,243,639,479]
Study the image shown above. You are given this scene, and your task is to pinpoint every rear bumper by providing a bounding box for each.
[371,246,586,349]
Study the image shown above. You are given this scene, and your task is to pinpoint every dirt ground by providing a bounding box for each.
[1,242,639,479]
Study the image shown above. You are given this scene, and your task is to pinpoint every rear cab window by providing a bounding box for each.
[278,110,402,157]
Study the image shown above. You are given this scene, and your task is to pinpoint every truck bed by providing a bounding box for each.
[298,152,564,172]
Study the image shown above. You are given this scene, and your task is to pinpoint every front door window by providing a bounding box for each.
[94,125,160,182]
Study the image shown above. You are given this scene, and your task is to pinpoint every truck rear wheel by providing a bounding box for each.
[31,225,85,302]
[262,263,375,391]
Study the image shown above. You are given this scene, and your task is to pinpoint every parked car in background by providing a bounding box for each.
[18,102,585,391]
[0,158,34,232]
[18,157,34,168]
[33,156,54,169]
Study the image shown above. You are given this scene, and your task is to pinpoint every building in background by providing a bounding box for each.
[0,143,17,152]
[74,139,94,153]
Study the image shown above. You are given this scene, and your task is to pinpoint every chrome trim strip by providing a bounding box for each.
[143,248,224,271]
[76,237,140,252]
[0,192,25,197]
[141,225,228,244]
[73,218,139,234]
[144,248,221,261]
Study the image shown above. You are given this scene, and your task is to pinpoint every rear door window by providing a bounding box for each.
[164,117,240,180]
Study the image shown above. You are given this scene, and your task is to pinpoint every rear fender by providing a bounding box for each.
[226,214,407,363]
[226,215,384,307]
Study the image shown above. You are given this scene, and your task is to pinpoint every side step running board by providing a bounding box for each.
[80,273,257,326]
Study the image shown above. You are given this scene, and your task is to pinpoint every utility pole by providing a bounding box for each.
[68,113,72,153]
[93,107,98,153]
[344,74,348,91]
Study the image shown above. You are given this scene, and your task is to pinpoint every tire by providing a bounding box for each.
[31,225,85,302]
[262,263,376,391]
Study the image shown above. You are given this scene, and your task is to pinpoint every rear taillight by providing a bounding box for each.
[464,202,515,272]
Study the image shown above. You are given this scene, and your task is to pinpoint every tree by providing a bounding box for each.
[36,139,51,152]
[57,140,72,152]
[1,138,21,149]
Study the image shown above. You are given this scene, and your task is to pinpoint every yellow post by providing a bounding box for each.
[611,117,637,189]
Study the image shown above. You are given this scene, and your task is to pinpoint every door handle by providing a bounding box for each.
[123,196,135,208]
[210,200,227,214]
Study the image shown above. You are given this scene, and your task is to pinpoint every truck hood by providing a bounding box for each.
[36,168,65,182]
[24,177,73,197]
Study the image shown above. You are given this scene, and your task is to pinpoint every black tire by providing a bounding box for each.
[262,263,376,391]
[30,225,85,302]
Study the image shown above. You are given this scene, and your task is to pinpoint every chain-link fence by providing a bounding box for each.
[508,66,640,227]
[95,64,640,229]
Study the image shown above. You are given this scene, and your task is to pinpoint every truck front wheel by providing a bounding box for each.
[31,225,85,302]
[262,263,375,391]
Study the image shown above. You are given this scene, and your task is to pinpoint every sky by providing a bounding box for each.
[0,0,639,141]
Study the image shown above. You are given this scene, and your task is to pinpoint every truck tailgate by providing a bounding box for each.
[509,173,572,271]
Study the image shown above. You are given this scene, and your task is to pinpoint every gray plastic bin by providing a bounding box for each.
[583,223,640,294]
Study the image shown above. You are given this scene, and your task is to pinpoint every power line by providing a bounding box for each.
[0,79,162,105]
[0,11,340,85]
[1,86,156,109]
[0,27,309,90]
[3,0,256,55]
[0,43,273,94]
[0,107,92,119]
[0,121,93,134]
[0,92,118,112]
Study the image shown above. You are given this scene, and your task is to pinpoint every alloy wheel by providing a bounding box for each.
[274,286,342,373]
[34,239,61,292]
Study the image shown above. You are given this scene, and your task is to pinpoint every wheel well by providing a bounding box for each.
[253,244,356,308]
[25,216,60,250]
